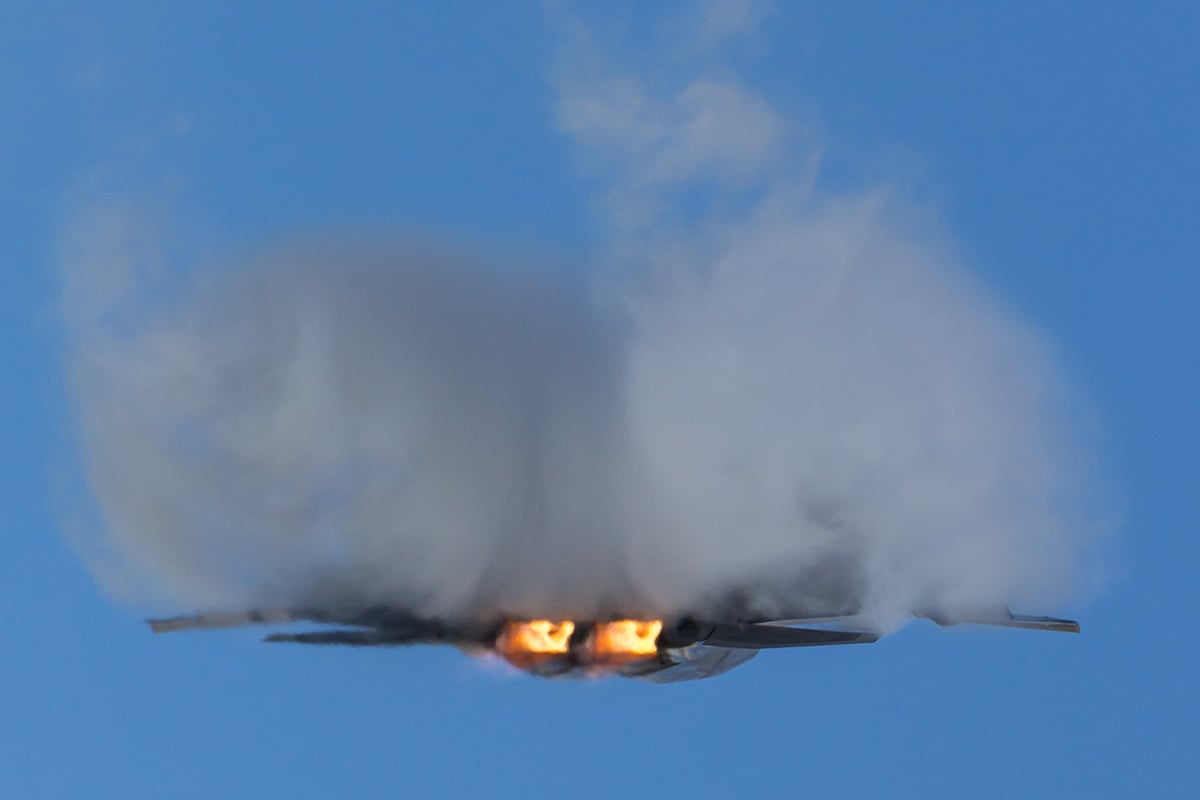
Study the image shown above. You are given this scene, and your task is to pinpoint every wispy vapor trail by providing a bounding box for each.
[59,7,1095,629]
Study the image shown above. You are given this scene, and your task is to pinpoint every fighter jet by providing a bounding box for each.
[148,604,1079,683]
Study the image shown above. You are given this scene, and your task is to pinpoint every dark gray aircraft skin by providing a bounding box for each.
[148,606,1079,682]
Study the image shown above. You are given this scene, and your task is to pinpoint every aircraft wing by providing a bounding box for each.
[147,606,501,649]
[920,607,1081,633]
[148,608,321,633]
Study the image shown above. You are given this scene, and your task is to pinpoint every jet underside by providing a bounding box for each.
[147,606,1078,682]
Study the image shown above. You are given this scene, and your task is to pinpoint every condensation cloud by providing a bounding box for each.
[59,8,1095,630]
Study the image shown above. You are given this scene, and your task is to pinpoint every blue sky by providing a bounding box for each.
[4,2,1198,797]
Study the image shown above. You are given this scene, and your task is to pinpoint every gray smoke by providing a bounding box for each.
[57,14,1094,630]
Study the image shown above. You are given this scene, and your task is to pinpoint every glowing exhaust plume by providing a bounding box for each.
[589,620,663,663]
[495,620,575,668]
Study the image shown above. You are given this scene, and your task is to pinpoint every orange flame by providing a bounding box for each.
[589,619,663,663]
[495,620,575,668]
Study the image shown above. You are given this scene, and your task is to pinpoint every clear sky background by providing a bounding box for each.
[3,2,1197,797]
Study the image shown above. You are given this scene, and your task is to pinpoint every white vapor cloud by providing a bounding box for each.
[59,8,1095,631]
[690,0,771,48]
[557,77,783,189]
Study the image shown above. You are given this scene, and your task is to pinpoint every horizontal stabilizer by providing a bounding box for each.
[263,629,433,646]
[703,623,879,650]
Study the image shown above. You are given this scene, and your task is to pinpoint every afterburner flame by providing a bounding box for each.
[589,619,663,663]
[492,618,665,673]
[495,620,574,668]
